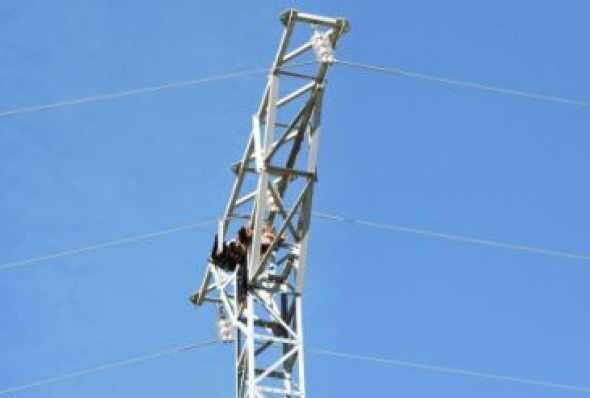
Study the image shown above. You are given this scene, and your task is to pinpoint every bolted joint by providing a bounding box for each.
[280,9,297,26]
[336,18,351,34]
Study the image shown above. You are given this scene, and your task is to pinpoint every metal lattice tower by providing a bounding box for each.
[191,10,349,397]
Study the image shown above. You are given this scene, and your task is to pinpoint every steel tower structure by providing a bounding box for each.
[191,10,348,397]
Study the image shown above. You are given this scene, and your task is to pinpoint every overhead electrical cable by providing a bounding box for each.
[0,62,313,118]
[0,69,267,117]
[309,348,590,394]
[2,60,588,118]
[0,339,220,396]
[314,212,590,261]
[1,213,588,274]
[335,59,590,109]
[0,219,217,272]
[2,340,588,396]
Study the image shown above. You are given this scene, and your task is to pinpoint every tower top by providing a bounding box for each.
[280,9,350,33]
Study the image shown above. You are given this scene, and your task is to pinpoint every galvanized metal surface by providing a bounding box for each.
[191,9,348,397]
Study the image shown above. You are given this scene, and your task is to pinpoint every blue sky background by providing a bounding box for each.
[1,1,589,397]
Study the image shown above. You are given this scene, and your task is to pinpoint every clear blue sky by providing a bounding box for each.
[1,1,589,397]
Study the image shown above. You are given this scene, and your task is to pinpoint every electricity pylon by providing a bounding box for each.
[191,9,348,397]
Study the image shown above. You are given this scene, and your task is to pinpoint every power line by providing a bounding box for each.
[3,60,586,119]
[335,59,590,110]
[0,339,220,396]
[314,211,590,261]
[309,348,590,394]
[0,62,316,118]
[1,212,587,274]
[3,340,588,395]
[0,219,217,272]
[0,69,268,118]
